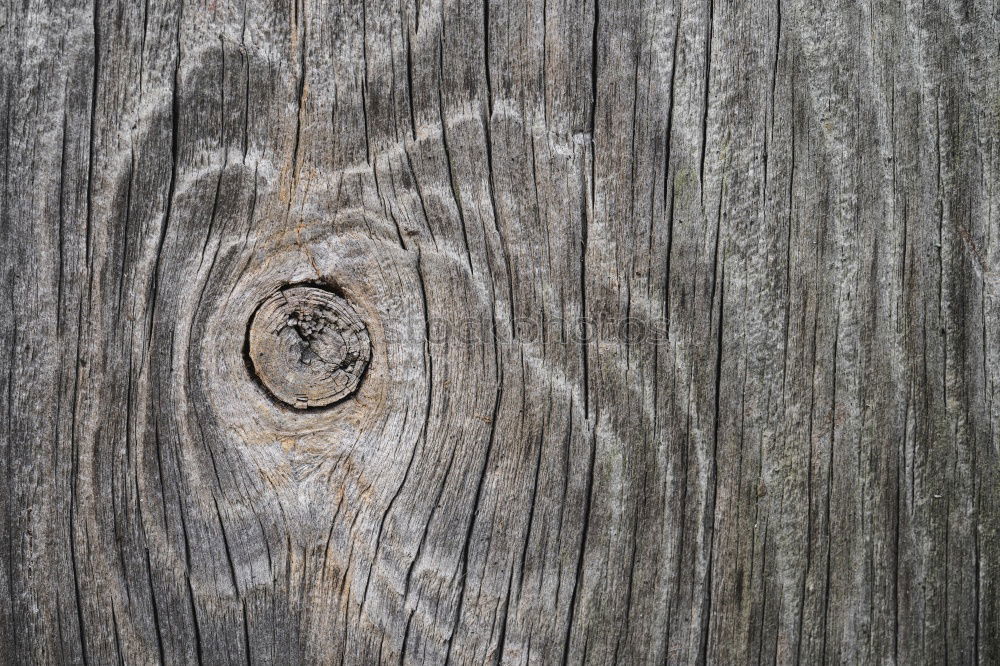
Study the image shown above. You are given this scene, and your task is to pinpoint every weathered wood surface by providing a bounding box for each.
[2,0,999,662]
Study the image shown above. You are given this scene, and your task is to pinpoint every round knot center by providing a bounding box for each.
[247,285,371,409]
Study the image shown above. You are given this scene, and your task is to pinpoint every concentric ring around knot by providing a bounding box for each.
[247,285,371,409]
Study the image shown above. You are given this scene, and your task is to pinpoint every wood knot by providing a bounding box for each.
[247,285,371,409]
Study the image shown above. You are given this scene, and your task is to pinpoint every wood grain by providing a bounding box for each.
[1,0,997,663]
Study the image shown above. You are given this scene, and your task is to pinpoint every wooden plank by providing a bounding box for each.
[1,0,997,663]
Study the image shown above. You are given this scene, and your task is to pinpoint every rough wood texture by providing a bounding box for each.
[1,0,998,663]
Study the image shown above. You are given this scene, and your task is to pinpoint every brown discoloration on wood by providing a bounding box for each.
[1,0,998,663]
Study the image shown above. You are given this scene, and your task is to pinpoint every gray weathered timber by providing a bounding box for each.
[1,0,998,663]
